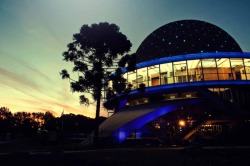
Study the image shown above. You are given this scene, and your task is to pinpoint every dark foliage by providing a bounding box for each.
[60,22,132,111]
[0,107,105,141]
[60,22,135,143]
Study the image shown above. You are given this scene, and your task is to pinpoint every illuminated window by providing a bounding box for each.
[202,59,217,81]
[160,62,173,84]
[230,58,244,80]
[216,58,232,80]
[173,61,187,83]
[148,65,160,86]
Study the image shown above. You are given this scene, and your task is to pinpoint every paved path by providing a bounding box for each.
[1,146,250,166]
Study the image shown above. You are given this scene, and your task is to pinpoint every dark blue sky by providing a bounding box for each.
[0,0,249,117]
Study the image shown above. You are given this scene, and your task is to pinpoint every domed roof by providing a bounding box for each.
[136,20,242,63]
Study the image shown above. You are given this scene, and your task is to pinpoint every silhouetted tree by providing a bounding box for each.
[137,83,146,93]
[31,112,44,127]
[11,112,37,137]
[43,111,56,131]
[0,107,13,139]
[0,107,12,120]
[103,53,137,111]
[111,53,137,95]
[60,22,132,143]
[0,107,106,142]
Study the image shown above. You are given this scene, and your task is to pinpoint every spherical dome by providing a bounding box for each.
[136,20,242,63]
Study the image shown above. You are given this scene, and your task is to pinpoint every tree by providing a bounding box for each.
[43,111,56,131]
[103,53,137,111]
[0,107,13,139]
[60,22,132,143]
[0,107,12,120]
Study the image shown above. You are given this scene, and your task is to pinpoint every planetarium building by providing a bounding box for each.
[99,20,250,145]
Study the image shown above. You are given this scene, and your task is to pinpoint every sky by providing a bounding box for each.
[0,0,250,118]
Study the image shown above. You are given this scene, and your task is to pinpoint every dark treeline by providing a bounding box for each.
[0,107,106,141]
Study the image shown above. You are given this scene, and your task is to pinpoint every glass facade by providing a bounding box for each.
[110,57,250,90]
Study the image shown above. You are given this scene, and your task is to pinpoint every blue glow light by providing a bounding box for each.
[106,52,250,143]
[118,131,126,141]
[128,80,250,96]
[120,52,250,73]
[117,99,127,111]
[114,98,203,143]
[135,131,142,139]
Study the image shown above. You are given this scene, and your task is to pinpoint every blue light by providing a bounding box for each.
[135,131,142,139]
[118,131,126,141]
[117,99,127,111]
[127,80,250,97]
[113,98,203,143]
[119,52,250,73]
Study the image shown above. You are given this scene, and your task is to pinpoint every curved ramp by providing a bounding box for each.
[99,98,203,143]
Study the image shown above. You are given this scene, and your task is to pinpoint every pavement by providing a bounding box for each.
[1,140,250,166]
[1,144,250,166]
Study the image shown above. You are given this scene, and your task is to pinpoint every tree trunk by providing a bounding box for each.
[93,88,101,145]
[93,58,103,145]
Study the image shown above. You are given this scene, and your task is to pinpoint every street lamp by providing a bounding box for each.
[178,120,186,127]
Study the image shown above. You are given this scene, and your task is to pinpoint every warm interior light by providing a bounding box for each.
[179,120,186,127]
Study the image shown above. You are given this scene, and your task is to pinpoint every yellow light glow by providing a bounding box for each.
[179,120,186,127]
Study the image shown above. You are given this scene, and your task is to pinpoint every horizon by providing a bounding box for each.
[0,106,107,118]
[0,0,250,118]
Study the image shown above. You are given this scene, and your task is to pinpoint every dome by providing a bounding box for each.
[136,20,242,63]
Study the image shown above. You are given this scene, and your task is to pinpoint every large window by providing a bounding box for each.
[127,70,137,89]
[173,61,187,83]
[202,59,217,81]
[230,58,244,80]
[109,57,250,90]
[244,59,250,80]
[187,59,200,82]
[148,65,160,86]
[137,67,148,87]
[216,58,232,80]
[160,62,173,84]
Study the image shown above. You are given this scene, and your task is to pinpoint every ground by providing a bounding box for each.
[1,140,250,166]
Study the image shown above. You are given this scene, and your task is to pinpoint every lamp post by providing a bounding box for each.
[61,109,64,131]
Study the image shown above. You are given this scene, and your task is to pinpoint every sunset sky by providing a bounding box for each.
[0,0,250,118]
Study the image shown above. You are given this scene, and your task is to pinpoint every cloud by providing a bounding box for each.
[16,96,96,118]
[0,63,100,118]
[0,50,51,81]
[0,67,41,91]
